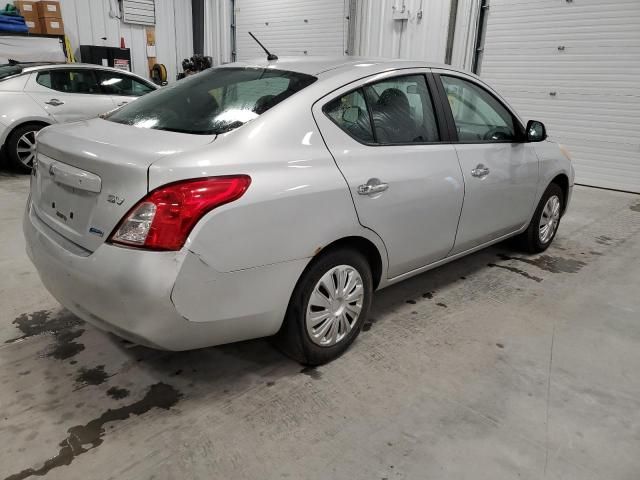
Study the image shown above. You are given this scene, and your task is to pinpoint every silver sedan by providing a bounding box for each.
[24,57,574,365]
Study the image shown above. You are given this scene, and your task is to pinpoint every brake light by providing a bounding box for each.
[109,175,251,251]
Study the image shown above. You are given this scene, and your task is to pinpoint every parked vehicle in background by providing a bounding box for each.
[24,57,574,365]
[0,62,157,172]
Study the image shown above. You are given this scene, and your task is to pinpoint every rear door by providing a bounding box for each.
[94,70,156,108]
[434,71,539,254]
[25,68,116,122]
[313,70,465,278]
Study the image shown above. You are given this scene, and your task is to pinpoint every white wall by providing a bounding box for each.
[354,0,452,63]
[202,0,479,70]
[59,0,193,82]
[203,0,233,65]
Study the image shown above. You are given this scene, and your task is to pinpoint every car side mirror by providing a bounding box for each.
[526,120,547,142]
[342,106,360,123]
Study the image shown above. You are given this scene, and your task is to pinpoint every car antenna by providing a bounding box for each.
[248,32,278,61]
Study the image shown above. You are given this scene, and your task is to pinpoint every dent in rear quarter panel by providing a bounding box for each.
[149,99,374,273]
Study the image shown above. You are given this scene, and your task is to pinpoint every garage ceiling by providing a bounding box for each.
[234,0,349,60]
[480,0,640,193]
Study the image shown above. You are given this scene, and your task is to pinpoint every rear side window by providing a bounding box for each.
[36,69,100,94]
[323,74,440,145]
[96,71,154,97]
[106,67,317,135]
[364,75,439,144]
[324,90,374,144]
[0,64,23,80]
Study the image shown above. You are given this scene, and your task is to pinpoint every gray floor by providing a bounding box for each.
[1,171,639,480]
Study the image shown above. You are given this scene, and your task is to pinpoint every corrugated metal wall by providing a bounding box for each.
[59,0,193,82]
[203,0,233,65]
[203,0,478,70]
[480,0,640,192]
[354,0,452,63]
[234,0,348,60]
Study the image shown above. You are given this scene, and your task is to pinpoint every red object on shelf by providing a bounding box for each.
[120,37,125,49]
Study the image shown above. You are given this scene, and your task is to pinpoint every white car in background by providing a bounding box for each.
[0,62,157,172]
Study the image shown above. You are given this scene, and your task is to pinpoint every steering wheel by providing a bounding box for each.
[483,127,511,141]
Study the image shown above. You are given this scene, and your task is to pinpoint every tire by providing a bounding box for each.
[517,183,564,253]
[6,123,45,173]
[274,248,373,366]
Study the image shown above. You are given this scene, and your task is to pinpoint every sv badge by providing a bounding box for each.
[107,194,125,206]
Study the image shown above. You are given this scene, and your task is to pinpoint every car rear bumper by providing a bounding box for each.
[24,203,306,350]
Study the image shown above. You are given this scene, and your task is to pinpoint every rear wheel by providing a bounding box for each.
[275,248,373,366]
[6,123,45,173]
[517,183,564,253]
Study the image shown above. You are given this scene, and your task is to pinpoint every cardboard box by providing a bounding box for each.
[39,16,64,35]
[25,18,43,34]
[13,0,38,15]
[37,1,62,18]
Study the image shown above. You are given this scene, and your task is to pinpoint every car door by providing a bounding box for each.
[434,71,540,254]
[313,70,464,278]
[26,68,116,123]
[94,70,156,108]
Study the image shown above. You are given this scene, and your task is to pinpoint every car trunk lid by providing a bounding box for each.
[31,118,216,252]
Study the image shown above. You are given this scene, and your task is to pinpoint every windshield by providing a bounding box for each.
[0,64,23,81]
[106,67,317,135]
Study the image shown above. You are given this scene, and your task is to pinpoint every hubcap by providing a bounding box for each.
[305,265,364,347]
[539,195,561,244]
[16,131,37,168]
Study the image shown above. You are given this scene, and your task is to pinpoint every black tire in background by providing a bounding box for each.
[517,182,565,253]
[6,123,45,174]
[275,248,373,366]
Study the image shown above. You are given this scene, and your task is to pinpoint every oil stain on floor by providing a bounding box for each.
[75,365,109,387]
[487,263,543,283]
[6,310,86,360]
[496,253,586,274]
[4,383,182,480]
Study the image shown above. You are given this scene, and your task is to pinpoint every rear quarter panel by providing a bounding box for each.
[149,94,388,274]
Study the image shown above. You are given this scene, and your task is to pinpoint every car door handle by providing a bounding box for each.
[45,99,64,106]
[357,178,389,196]
[117,101,129,106]
[471,164,490,178]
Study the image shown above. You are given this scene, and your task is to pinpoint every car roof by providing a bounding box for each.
[18,63,155,83]
[227,56,471,78]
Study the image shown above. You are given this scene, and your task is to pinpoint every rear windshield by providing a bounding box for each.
[0,64,23,81]
[106,67,317,135]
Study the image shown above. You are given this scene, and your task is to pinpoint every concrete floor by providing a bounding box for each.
[1,170,639,480]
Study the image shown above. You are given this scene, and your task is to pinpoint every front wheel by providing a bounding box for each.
[517,183,564,253]
[275,248,373,366]
[6,123,45,173]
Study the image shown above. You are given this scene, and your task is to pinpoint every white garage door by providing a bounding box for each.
[479,0,640,193]
[234,0,349,60]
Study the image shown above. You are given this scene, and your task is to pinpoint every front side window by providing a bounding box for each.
[441,75,517,142]
[364,75,440,144]
[96,71,154,97]
[106,67,317,135]
[36,69,100,94]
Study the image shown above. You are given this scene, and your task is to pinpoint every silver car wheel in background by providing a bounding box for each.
[539,195,561,244]
[305,265,364,347]
[16,131,37,168]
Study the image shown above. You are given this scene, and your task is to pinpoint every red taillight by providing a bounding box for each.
[109,175,251,251]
